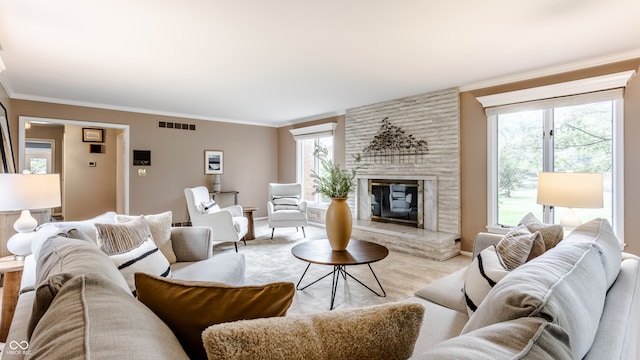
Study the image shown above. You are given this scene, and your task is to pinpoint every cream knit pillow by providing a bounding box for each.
[202,302,424,360]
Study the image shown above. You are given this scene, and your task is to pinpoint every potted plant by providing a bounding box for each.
[311,144,363,251]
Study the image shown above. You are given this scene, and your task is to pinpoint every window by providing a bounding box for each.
[478,71,634,244]
[494,100,615,226]
[25,140,54,174]
[290,123,337,204]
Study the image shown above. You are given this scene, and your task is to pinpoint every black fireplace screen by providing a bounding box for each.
[370,179,422,227]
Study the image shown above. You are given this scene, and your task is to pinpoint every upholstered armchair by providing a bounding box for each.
[184,186,248,252]
[267,183,308,239]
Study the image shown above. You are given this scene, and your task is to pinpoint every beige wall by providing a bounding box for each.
[460,59,640,255]
[9,100,279,223]
[5,59,640,255]
[278,115,346,183]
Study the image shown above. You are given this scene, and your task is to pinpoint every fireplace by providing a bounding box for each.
[356,175,438,232]
[369,179,423,228]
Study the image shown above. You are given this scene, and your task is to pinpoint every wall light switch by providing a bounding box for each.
[88,161,96,167]
[138,169,147,176]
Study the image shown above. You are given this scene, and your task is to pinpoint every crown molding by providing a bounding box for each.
[460,49,640,92]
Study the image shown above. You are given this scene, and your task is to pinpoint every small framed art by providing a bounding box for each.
[204,150,223,174]
[82,128,104,142]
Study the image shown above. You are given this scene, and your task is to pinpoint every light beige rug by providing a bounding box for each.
[213,219,470,315]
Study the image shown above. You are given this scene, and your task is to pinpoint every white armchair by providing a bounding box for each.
[184,186,248,252]
[267,183,308,239]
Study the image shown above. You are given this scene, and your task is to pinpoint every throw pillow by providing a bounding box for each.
[495,225,538,270]
[115,211,177,264]
[201,302,425,360]
[110,239,172,296]
[197,200,221,214]
[519,212,564,250]
[463,245,510,317]
[135,273,295,360]
[27,274,189,359]
[95,217,151,255]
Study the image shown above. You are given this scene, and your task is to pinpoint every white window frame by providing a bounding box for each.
[478,71,634,246]
[290,123,337,205]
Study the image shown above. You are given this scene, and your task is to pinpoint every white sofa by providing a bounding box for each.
[4,213,246,359]
[406,218,640,359]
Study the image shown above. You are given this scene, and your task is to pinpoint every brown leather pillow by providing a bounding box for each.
[134,273,295,360]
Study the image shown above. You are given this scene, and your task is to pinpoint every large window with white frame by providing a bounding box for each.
[290,123,337,205]
[479,71,633,246]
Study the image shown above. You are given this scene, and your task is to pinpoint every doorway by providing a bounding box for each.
[18,116,130,220]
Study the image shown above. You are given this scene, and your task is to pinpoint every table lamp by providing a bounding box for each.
[536,172,603,231]
[0,173,61,260]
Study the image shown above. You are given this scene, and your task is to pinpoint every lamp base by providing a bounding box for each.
[7,232,37,260]
[560,208,582,231]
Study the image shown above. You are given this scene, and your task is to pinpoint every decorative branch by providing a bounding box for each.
[362,117,428,163]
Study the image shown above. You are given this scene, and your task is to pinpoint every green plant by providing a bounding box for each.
[311,144,363,198]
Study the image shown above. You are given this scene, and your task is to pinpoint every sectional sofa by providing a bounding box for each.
[406,218,640,359]
[2,216,639,359]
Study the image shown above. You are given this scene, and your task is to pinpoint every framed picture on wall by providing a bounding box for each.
[204,150,223,174]
[0,101,15,173]
[82,128,104,142]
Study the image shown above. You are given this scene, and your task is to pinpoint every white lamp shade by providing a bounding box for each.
[0,173,61,211]
[536,172,603,208]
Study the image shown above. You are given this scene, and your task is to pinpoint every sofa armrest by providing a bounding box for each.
[472,232,504,259]
[170,227,213,262]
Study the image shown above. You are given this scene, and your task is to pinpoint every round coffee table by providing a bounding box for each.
[291,239,388,310]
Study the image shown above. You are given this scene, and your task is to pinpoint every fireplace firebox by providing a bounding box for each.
[369,179,423,228]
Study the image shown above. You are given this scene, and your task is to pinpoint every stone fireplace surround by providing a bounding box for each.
[344,87,461,261]
[353,175,460,261]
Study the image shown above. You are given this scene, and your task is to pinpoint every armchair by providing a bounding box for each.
[267,183,308,239]
[184,186,248,252]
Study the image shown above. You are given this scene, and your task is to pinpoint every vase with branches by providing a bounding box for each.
[311,144,363,250]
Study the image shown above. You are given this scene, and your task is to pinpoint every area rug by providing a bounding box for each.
[213,219,470,315]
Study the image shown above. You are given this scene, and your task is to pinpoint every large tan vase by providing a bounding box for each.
[325,197,352,251]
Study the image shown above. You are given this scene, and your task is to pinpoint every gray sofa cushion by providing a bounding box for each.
[415,317,572,360]
[171,252,246,286]
[35,236,130,294]
[462,242,609,359]
[28,237,132,339]
[558,218,622,286]
[27,274,189,360]
[414,267,467,314]
[584,258,640,360]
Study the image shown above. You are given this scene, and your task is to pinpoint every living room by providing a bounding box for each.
[0,1,640,359]
[3,60,640,256]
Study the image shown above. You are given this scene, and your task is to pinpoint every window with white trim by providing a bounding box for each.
[478,71,633,245]
[290,123,336,204]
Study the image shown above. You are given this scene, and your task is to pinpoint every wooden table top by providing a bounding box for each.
[291,239,389,266]
[0,256,25,272]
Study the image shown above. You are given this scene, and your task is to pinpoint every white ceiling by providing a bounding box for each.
[1,0,640,127]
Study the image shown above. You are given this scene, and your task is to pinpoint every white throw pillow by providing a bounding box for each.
[109,239,172,296]
[463,245,510,317]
